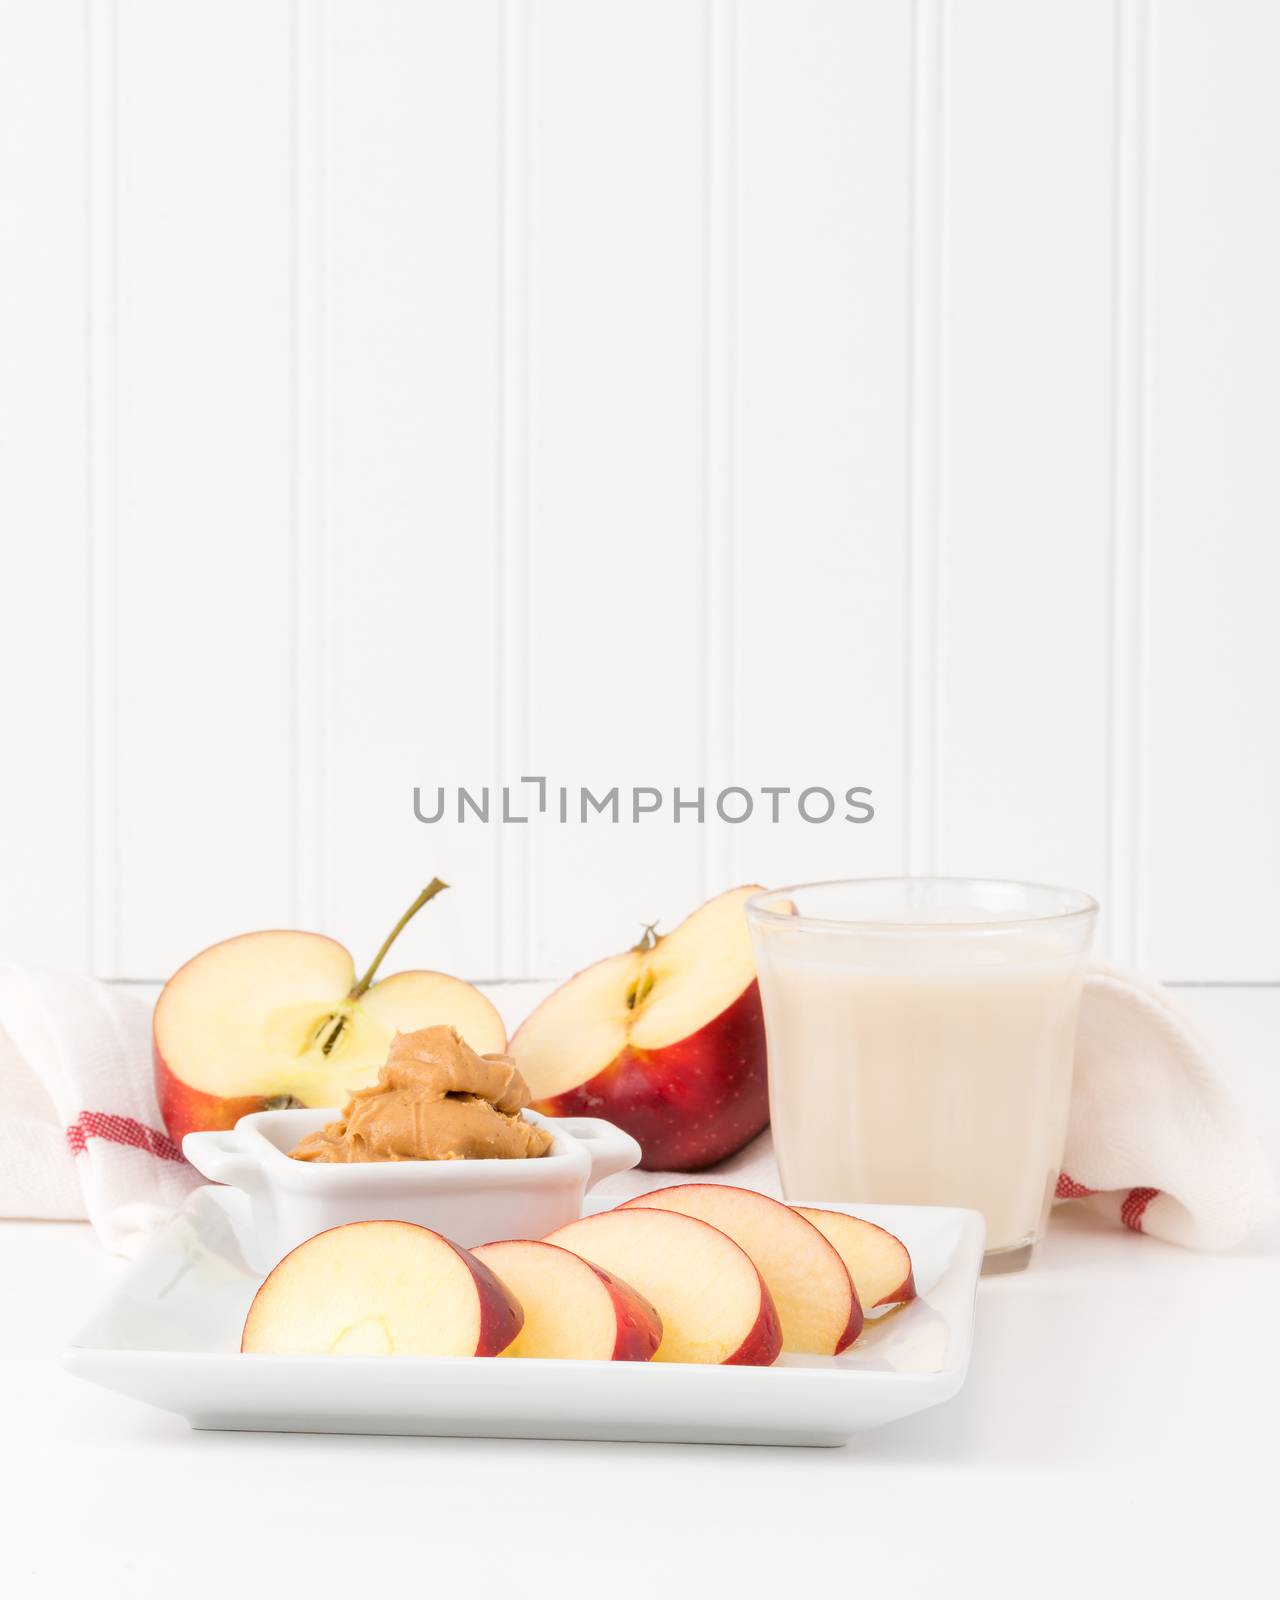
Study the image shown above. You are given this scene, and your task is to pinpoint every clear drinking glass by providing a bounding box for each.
[745,878,1098,1272]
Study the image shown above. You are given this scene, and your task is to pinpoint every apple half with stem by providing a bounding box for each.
[620,1184,862,1354]
[471,1239,663,1362]
[154,879,506,1143]
[241,1221,524,1357]
[792,1208,916,1311]
[513,885,769,1171]
[544,1208,781,1366]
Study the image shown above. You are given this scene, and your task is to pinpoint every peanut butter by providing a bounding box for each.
[288,1025,554,1163]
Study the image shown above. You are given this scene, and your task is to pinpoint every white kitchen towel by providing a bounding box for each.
[0,964,199,1254]
[1,960,1274,1254]
[1051,964,1277,1248]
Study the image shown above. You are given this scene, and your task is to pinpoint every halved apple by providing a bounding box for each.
[471,1239,662,1362]
[792,1207,916,1310]
[512,886,769,1171]
[241,1221,524,1357]
[154,882,507,1142]
[620,1184,862,1354]
[543,1208,781,1366]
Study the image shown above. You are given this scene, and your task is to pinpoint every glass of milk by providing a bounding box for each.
[745,879,1098,1272]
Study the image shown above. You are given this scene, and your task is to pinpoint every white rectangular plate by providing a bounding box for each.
[65,1187,984,1447]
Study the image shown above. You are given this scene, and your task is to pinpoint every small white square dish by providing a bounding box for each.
[64,1186,984,1447]
[182,1109,640,1269]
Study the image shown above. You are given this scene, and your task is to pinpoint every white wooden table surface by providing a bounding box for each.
[5,986,1278,1599]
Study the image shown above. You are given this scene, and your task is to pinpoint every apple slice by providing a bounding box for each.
[155,880,507,1141]
[543,1209,780,1366]
[471,1239,662,1362]
[620,1184,862,1354]
[513,885,769,1170]
[241,1221,523,1357]
[792,1208,916,1310]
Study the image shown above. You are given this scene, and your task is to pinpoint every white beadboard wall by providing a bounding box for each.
[1,0,1277,984]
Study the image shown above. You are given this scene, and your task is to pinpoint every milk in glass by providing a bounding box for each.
[747,882,1097,1264]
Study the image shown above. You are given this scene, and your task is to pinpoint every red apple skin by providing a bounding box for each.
[155,1043,270,1144]
[463,1244,527,1357]
[833,1293,864,1354]
[528,980,769,1172]
[884,1268,916,1307]
[589,1262,665,1362]
[722,1276,784,1367]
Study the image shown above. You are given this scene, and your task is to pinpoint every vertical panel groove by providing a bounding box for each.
[292,0,326,932]
[1106,0,1149,966]
[87,0,119,977]
[905,0,943,875]
[703,0,736,896]
[499,0,532,975]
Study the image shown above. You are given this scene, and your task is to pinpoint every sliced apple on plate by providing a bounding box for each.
[512,885,769,1171]
[154,880,507,1141]
[241,1221,524,1357]
[472,1239,662,1362]
[620,1184,862,1354]
[792,1207,916,1311]
[544,1208,781,1366]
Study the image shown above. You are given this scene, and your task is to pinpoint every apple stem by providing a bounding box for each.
[350,877,449,999]
[318,877,449,1056]
[632,921,660,954]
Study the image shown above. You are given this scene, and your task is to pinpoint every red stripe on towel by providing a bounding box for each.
[65,1111,184,1164]
[1055,1173,1097,1200]
[1120,1186,1159,1231]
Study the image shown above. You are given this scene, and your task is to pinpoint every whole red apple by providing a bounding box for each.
[512,885,769,1170]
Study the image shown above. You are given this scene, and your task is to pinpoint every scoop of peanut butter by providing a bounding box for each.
[288,1025,554,1163]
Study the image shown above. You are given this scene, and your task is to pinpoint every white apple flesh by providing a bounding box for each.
[544,1207,781,1366]
[792,1207,916,1310]
[620,1184,863,1354]
[471,1239,663,1362]
[241,1221,524,1357]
